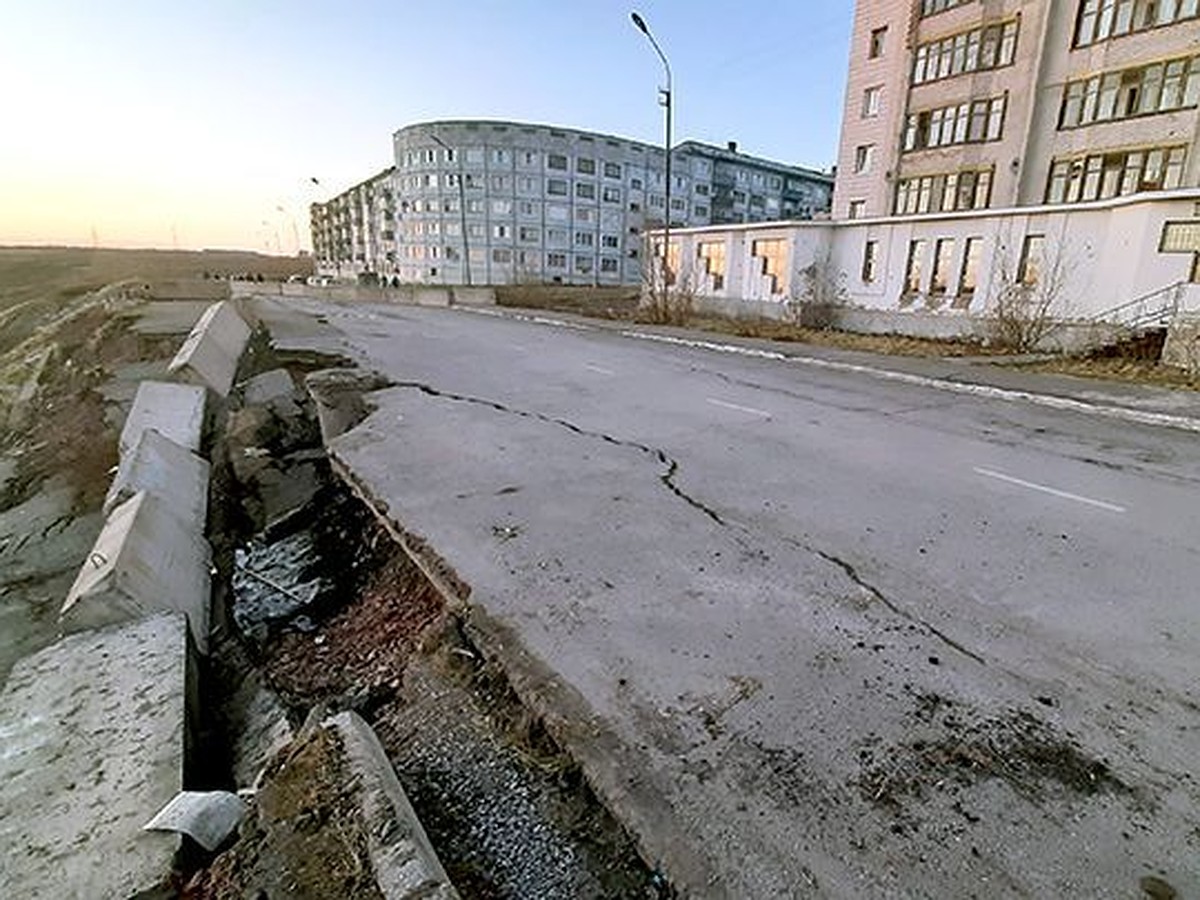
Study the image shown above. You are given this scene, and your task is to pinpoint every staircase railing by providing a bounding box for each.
[1085,281,1187,329]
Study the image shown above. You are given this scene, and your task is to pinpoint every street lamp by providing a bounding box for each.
[430,133,472,286]
[631,11,672,309]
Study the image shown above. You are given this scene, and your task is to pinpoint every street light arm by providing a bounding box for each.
[630,12,671,90]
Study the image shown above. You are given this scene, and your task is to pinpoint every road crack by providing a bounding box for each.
[393,381,726,526]
[808,545,986,665]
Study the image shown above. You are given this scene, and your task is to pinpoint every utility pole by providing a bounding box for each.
[631,11,672,311]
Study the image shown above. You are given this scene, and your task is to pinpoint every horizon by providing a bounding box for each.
[0,1,853,254]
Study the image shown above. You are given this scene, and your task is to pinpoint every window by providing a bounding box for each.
[547,252,567,268]
[848,200,866,220]
[1018,235,1044,285]
[697,241,727,290]
[1060,54,1200,128]
[517,176,538,194]
[492,248,512,264]
[518,226,539,242]
[630,177,644,190]
[600,257,619,274]
[574,231,594,247]
[442,197,459,213]
[547,178,568,196]
[956,236,982,307]
[931,239,955,296]
[751,239,787,294]
[922,0,971,14]
[1076,0,1200,46]
[904,97,1007,150]
[575,256,594,274]
[1046,145,1187,203]
[547,153,568,170]
[913,20,1019,85]
[466,199,484,213]
[854,144,875,174]
[895,169,993,214]
[491,149,510,165]
[695,183,710,196]
[670,198,686,211]
[604,162,622,178]
[869,26,887,58]
[576,182,596,200]
[601,234,620,249]
[861,240,878,283]
[468,223,485,238]
[546,204,568,222]
[575,207,595,223]
[492,200,512,215]
[904,240,927,298]
[862,85,882,117]
[694,205,709,218]
[493,224,510,239]
[576,158,596,175]
[465,148,484,165]
[602,186,621,203]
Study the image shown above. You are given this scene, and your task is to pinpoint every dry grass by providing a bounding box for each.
[1018,356,1200,391]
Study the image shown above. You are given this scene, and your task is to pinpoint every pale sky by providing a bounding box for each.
[0,1,853,254]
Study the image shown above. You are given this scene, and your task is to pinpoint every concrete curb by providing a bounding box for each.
[168,300,252,397]
[326,711,460,900]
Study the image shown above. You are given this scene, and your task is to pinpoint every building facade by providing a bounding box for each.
[311,120,833,285]
[834,0,1200,220]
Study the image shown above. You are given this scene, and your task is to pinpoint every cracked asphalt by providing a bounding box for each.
[253,296,1200,899]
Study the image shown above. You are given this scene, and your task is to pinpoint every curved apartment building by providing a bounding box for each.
[312,119,833,285]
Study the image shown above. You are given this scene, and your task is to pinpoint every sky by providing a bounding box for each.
[0,1,854,254]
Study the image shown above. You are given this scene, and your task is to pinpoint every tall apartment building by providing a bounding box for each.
[311,119,832,285]
[833,0,1200,220]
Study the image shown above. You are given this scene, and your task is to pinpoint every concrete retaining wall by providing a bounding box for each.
[104,428,211,522]
[231,281,497,308]
[60,491,212,653]
[168,300,252,397]
[120,380,207,456]
[0,613,191,900]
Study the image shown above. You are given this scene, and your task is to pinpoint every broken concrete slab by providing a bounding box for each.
[168,300,252,397]
[104,427,211,523]
[242,368,300,418]
[60,491,212,653]
[327,711,460,900]
[144,791,247,852]
[0,613,190,900]
[119,379,207,457]
[1162,314,1200,374]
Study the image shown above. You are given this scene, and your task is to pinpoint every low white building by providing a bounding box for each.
[652,188,1200,345]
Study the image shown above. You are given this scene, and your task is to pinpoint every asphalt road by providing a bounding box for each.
[255,297,1200,899]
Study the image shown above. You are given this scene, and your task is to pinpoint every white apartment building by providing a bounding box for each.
[311,119,833,285]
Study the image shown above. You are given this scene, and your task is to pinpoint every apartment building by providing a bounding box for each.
[311,119,832,285]
[833,0,1200,220]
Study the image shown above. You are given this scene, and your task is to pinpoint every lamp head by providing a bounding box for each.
[630,12,649,34]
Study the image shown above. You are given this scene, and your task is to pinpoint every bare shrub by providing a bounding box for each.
[987,238,1072,352]
[639,243,695,326]
[785,248,847,330]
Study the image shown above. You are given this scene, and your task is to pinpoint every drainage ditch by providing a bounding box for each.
[193,339,666,898]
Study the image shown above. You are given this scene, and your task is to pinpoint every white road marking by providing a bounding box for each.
[585,364,615,376]
[706,397,772,418]
[972,467,1127,513]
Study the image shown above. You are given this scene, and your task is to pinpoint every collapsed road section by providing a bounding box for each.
[194,339,666,898]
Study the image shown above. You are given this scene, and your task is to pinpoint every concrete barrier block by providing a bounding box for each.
[242,368,301,417]
[0,613,190,900]
[120,380,207,456]
[61,491,212,653]
[104,428,211,522]
[413,288,452,308]
[168,300,252,396]
[1162,314,1200,373]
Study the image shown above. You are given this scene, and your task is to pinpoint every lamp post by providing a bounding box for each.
[631,11,672,310]
[430,133,472,286]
